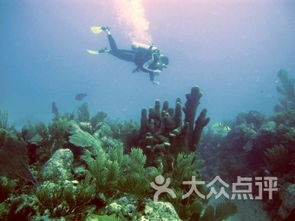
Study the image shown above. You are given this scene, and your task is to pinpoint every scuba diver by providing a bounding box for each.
[87,26,169,85]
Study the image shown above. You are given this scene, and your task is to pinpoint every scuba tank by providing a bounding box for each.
[131,42,168,69]
[132,41,159,67]
[131,41,158,53]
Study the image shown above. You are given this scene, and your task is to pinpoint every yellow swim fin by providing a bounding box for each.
[86,49,99,55]
[90,26,103,34]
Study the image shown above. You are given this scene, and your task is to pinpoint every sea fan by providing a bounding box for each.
[264,145,290,173]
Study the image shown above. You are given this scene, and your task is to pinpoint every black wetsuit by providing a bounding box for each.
[107,34,157,81]
[107,34,136,62]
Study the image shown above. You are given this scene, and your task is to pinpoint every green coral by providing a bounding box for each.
[0,176,17,202]
[48,117,70,141]
[23,117,70,165]
[114,86,210,220]
[159,152,207,220]
[68,122,102,150]
[85,214,125,221]
[84,144,158,199]
[7,194,39,220]
[0,202,9,220]
[141,200,182,221]
[36,178,96,218]
[0,86,216,220]
[94,122,114,138]
[119,148,155,198]
[170,153,204,186]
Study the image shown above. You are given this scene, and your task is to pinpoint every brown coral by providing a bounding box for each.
[137,86,209,161]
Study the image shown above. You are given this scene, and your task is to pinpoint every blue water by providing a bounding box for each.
[1,0,295,127]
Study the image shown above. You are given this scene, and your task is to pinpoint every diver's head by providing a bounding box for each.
[152,48,160,54]
[159,55,169,68]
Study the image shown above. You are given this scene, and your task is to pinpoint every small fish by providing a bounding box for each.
[211,122,231,135]
[75,93,88,101]
[51,102,59,116]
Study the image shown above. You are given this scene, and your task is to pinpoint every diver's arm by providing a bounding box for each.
[142,53,160,73]
[142,60,161,74]
[142,59,154,72]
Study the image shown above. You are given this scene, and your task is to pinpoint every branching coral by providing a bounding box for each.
[161,152,207,219]
[110,86,211,219]
[84,144,158,199]
[0,87,221,220]
[36,177,96,218]
[6,194,39,220]
[23,118,69,164]
[85,214,125,221]
[137,86,209,166]
[17,87,229,220]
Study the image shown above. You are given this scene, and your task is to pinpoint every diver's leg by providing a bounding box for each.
[112,49,135,62]
[107,34,119,51]
[149,73,160,85]
[98,48,110,53]
[102,28,119,51]
[102,27,136,62]
[106,37,135,62]
[149,73,155,82]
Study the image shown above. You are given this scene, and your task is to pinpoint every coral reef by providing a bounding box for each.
[83,145,157,199]
[36,178,96,218]
[274,69,295,112]
[0,176,17,203]
[135,86,209,167]
[0,87,240,221]
[0,110,8,130]
[277,183,295,220]
[40,149,74,181]
[264,144,290,173]
[198,71,295,221]
[0,129,35,184]
[199,202,237,221]
[200,108,295,180]
[78,102,90,122]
